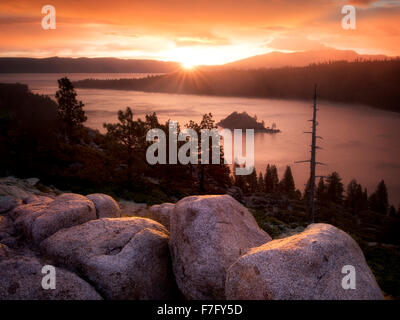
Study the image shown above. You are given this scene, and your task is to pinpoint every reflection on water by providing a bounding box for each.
[1,73,400,204]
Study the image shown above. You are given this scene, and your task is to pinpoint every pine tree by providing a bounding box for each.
[326,172,344,204]
[362,188,369,211]
[369,180,389,215]
[316,177,326,204]
[304,178,316,201]
[345,179,364,215]
[280,165,295,197]
[233,162,246,193]
[264,164,272,193]
[257,172,264,192]
[55,77,87,141]
[389,205,396,217]
[186,113,230,191]
[246,167,258,193]
[270,165,279,193]
[104,107,145,180]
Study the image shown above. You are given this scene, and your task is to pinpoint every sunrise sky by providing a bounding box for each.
[1,0,399,66]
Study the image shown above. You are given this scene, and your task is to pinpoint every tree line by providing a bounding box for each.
[75,59,400,113]
[233,163,398,217]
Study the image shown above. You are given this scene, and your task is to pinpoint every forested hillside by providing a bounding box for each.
[75,59,400,112]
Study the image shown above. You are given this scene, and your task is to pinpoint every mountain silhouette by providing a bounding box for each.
[219,48,389,70]
[0,57,181,73]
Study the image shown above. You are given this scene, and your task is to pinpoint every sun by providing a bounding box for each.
[181,61,197,70]
[163,45,267,69]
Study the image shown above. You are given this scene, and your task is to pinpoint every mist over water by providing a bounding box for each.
[1,73,400,204]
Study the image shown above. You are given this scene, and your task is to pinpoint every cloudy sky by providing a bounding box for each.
[0,0,399,65]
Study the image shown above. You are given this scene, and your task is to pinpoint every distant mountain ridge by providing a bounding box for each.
[0,48,392,73]
[0,57,181,73]
[0,49,393,73]
[220,48,390,70]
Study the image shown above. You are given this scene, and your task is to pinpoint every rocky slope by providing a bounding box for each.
[0,177,383,300]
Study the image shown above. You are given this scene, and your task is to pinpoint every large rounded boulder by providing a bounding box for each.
[12,193,96,244]
[169,195,272,300]
[148,203,174,230]
[0,195,21,214]
[40,217,177,300]
[10,196,52,236]
[225,223,384,300]
[0,215,14,240]
[87,193,121,218]
[0,245,102,300]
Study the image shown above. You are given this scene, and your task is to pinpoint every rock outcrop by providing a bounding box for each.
[41,217,177,300]
[0,213,17,248]
[87,193,121,218]
[0,177,385,301]
[0,176,57,201]
[0,215,14,239]
[10,196,53,235]
[225,223,384,300]
[0,196,21,214]
[169,195,272,300]
[148,203,174,230]
[12,193,96,244]
[0,245,102,300]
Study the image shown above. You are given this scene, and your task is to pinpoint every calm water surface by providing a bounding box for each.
[1,73,400,204]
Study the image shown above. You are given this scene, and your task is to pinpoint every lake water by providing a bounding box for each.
[1,73,400,205]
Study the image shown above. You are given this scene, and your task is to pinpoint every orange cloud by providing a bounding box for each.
[0,0,399,62]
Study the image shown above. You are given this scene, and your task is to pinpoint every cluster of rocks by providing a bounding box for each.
[0,177,383,300]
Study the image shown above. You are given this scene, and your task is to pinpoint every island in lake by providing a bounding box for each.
[217,111,280,133]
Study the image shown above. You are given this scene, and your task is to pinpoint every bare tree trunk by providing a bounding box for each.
[308,85,318,223]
